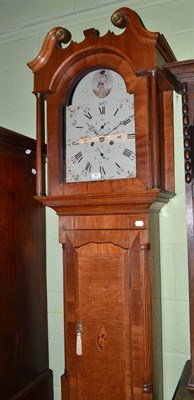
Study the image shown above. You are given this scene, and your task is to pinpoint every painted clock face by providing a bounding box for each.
[65,69,136,183]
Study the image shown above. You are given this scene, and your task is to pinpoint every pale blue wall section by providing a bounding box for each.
[0,1,194,399]
[46,208,64,399]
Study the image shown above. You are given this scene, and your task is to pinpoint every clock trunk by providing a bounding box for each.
[60,216,153,400]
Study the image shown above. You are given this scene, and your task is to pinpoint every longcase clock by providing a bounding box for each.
[28,7,177,400]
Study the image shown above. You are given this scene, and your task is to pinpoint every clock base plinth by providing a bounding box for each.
[61,373,69,400]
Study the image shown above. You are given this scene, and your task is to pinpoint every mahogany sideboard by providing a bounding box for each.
[0,127,53,400]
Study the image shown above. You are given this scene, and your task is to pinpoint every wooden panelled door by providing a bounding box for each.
[61,220,152,400]
[75,242,130,399]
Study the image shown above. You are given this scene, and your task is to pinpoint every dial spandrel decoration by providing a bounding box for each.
[65,69,136,183]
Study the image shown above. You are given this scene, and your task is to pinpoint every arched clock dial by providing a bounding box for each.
[65,68,136,183]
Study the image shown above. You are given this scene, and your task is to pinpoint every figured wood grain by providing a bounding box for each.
[62,229,153,400]
[76,243,131,400]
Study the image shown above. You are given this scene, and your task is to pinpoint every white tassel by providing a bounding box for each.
[76,332,82,356]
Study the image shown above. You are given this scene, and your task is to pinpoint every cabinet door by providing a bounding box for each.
[75,242,131,400]
[62,229,149,400]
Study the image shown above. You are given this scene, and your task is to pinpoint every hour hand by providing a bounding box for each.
[86,122,98,135]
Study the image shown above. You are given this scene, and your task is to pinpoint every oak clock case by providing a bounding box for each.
[28,6,177,400]
[65,68,136,183]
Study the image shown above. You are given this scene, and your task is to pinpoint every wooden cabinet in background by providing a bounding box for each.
[0,127,53,400]
[165,60,194,399]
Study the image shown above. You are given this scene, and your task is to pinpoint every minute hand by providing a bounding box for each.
[105,122,122,136]
[105,117,131,136]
